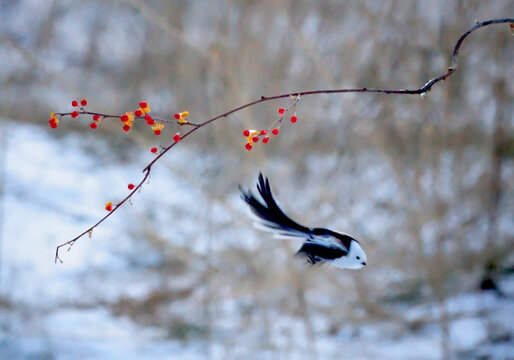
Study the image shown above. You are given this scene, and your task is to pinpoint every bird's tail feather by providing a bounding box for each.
[240,173,311,239]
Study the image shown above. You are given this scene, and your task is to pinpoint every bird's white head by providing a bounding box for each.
[332,239,367,270]
[347,240,367,269]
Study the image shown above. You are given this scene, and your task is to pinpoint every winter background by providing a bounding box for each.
[0,1,513,359]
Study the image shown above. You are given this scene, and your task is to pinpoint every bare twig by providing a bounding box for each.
[55,18,513,263]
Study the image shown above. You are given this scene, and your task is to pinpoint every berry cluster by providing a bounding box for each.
[120,102,152,132]
[242,99,300,151]
[174,111,189,124]
[50,96,303,213]
[50,99,188,147]
[48,99,86,128]
[50,99,194,212]
[151,122,164,135]
[242,128,277,151]
[48,113,59,129]
[51,96,302,213]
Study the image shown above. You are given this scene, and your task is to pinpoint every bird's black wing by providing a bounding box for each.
[296,242,347,265]
[240,173,312,239]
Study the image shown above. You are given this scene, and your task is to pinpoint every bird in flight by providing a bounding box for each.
[240,173,367,269]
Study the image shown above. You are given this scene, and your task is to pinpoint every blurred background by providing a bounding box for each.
[0,1,513,359]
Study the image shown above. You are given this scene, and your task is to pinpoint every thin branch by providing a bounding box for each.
[55,18,513,263]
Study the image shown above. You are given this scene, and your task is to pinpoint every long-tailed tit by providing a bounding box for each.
[241,173,367,269]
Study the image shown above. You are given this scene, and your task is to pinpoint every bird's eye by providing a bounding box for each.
[356,256,360,260]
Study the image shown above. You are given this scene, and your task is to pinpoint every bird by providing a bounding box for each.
[240,173,367,269]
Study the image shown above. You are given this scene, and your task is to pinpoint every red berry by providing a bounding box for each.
[173,133,181,142]
[105,204,113,212]
[49,119,55,124]
[174,113,181,120]
[145,115,155,125]
[245,143,253,151]
[93,114,100,121]
[154,130,161,136]
[272,128,279,135]
[139,102,148,108]
[128,183,135,190]
[262,137,270,144]
[71,111,79,118]
[252,136,259,143]
[151,147,158,154]
[80,99,87,106]
[243,129,250,137]
[290,115,297,123]
[90,122,97,129]
[135,109,143,117]
[278,108,285,116]
[121,114,129,122]
[71,100,78,107]
[260,130,267,135]
[50,122,58,129]
[123,125,131,132]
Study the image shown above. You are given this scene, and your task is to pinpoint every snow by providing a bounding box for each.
[3,121,513,359]
[0,121,208,358]
[449,318,487,352]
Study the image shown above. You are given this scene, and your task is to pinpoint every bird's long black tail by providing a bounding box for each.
[240,173,312,238]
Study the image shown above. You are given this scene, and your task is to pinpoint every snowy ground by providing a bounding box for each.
[0,122,512,359]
